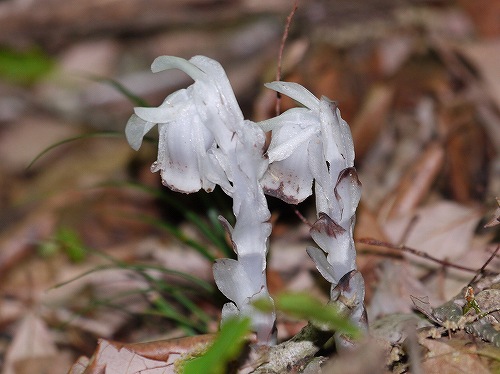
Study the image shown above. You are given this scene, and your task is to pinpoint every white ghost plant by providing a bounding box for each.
[125,55,276,345]
[125,55,365,349]
[256,82,367,337]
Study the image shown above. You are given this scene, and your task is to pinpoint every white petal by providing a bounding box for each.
[213,259,255,308]
[309,213,346,252]
[326,238,356,283]
[309,213,355,283]
[257,108,315,132]
[267,122,318,163]
[314,182,329,217]
[308,138,337,216]
[320,97,355,167]
[125,114,156,151]
[260,152,314,204]
[134,106,179,124]
[151,55,206,82]
[319,97,343,164]
[334,168,361,226]
[232,199,271,256]
[205,150,233,194]
[190,56,243,122]
[306,246,337,284]
[154,114,215,193]
[221,302,239,321]
[264,81,319,111]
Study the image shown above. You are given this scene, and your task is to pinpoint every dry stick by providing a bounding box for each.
[398,213,420,245]
[294,208,312,227]
[467,244,500,287]
[357,238,496,274]
[275,0,298,116]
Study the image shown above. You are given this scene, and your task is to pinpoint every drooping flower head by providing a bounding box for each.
[258,81,365,337]
[257,82,361,284]
[125,55,245,194]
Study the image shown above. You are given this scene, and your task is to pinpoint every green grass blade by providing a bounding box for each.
[107,181,232,256]
[148,296,203,334]
[126,263,214,293]
[134,269,211,332]
[27,131,122,169]
[87,75,150,107]
[51,261,213,294]
[133,213,216,261]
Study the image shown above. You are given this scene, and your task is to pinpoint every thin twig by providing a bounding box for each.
[357,238,496,274]
[294,209,312,227]
[275,0,298,116]
[398,213,419,245]
[467,244,500,287]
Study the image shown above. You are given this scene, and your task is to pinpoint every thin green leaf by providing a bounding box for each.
[134,269,211,332]
[105,181,233,257]
[87,75,150,107]
[133,213,216,261]
[27,131,122,170]
[51,262,213,294]
[183,317,251,374]
[149,297,204,334]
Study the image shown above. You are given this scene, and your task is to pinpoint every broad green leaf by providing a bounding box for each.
[183,317,251,374]
[254,292,360,337]
[0,47,54,84]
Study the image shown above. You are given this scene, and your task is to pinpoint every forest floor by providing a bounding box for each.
[0,0,499,373]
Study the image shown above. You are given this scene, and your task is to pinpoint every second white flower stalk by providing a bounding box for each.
[257,82,367,347]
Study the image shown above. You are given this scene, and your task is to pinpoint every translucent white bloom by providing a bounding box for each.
[125,55,245,194]
[257,82,361,285]
[258,82,355,207]
[259,81,366,339]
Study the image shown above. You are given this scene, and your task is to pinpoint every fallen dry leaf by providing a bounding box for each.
[68,335,214,374]
[420,338,490,374]
[380,141,445,220]
[383,200,481,264]
[484,198,500,228]
[2,311,68,374]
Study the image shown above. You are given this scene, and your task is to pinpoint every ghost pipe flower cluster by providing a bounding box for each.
[125,55,366,349]
[125,55,276,345]
[256,82,367,346]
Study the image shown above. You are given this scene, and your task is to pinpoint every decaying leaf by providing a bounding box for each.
[3,312,67,374]
[68,335,214,374]
[484,198,500,228]
[420,338,490,374]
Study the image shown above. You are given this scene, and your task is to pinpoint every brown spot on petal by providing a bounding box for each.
[336,167,361,188]
[263,182,301,205]
[311,212,345,237]
[334,167,361,203]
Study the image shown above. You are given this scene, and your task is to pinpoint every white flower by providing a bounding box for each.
[125,55,244,194]
[258,82,355,209]
[258,82,361,285]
